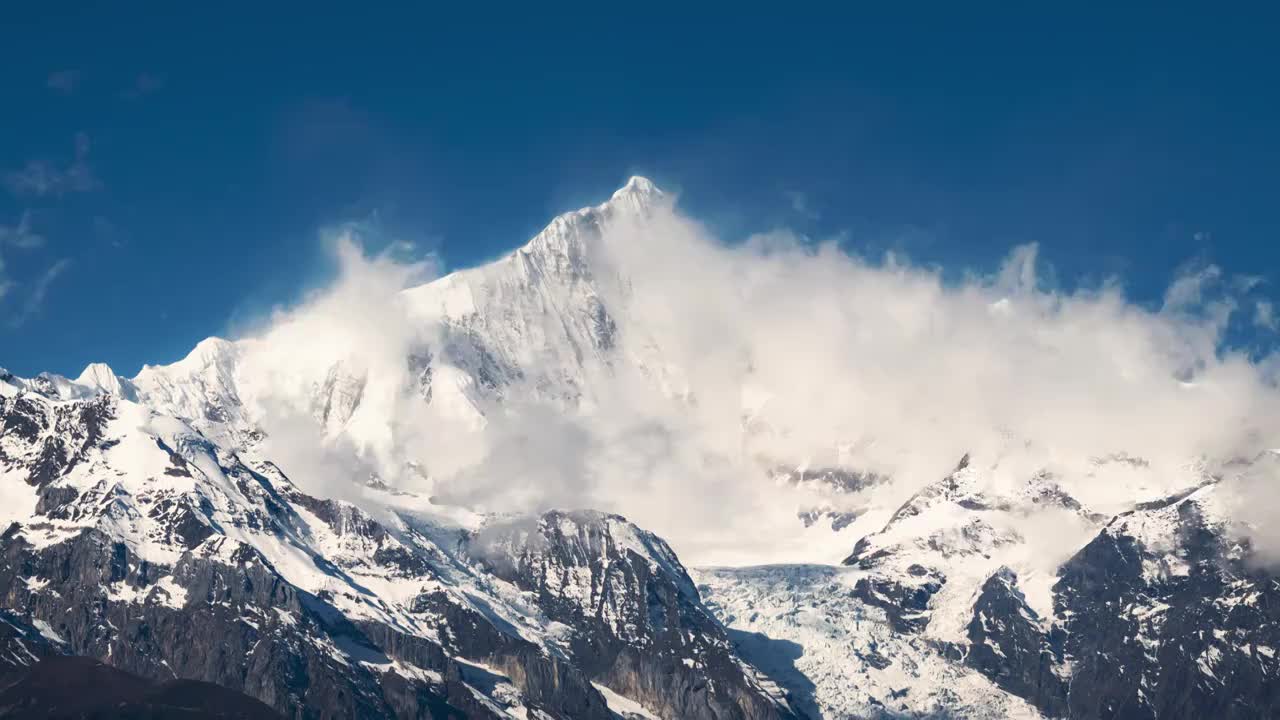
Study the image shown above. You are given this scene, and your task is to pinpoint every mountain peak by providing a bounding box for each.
[75,362,138,400]
[178,337,238,369]
[75,362,115,383]
[513,176,668,266]
[613,175,661,199]
[133,337,239,386]
[599,175,666,220]
[76,362,117,389]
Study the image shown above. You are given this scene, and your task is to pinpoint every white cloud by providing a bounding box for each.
[1162,263,1221,311]
[1256,300,1277,332]
[0,211,44,250]
[233,198,1280,566]
[232,230,441,496]
[3,132,99,198]
[1221,452,1280,567]
[7,258,71,327]
[0,211,49,311]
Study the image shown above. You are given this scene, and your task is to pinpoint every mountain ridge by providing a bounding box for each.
[2,178,1278,718]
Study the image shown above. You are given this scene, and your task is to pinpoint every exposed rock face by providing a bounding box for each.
[0,608,65,679]
[850,569,946,635]
[0,391,112,488]
[948,482,1280,720]
[464,511,799,720]
[1051,485,1280,720]
[964,568,1068,717]
[0,526,509,719]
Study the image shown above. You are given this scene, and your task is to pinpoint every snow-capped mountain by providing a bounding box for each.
[0,372,797,719]
[1,178,1277,718]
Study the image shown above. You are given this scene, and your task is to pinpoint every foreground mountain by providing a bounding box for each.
[2,178,1278,718]
[0,655,282,719]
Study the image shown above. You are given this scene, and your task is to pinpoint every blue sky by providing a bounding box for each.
[1,5,1277,377]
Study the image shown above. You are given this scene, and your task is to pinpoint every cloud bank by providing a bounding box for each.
[231,195,1280,565]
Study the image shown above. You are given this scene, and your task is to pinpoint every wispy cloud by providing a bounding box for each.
[8,258,72,327]
[786,190,820,219]
[121,72,165,99]
[3,132,100,198]
[0,211,45,250]
[0,211,47,303]
[1256,300,1277,332]
[46,69,81,95]
[0,210,73,325]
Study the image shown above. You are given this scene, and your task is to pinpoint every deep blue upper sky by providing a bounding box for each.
[1,5,1277,377]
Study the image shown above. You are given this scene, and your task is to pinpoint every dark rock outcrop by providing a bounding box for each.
[850,571,945,634]
[968,485,1280,719]
[465,510,799,720]
[0,655,284,719]
[1051,493,1280,720]
[964,568,1068,716]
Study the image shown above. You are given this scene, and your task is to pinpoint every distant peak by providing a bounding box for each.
[74,362,137,399]
[180,336,239,369]
[192,336,234,354]
[612,176,661,199]
[510,176,672,264]
[136,336,239,379]
[75,362,117,384]
[603,176,666,217]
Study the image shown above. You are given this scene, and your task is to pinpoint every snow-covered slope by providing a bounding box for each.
[128,178,663,437]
